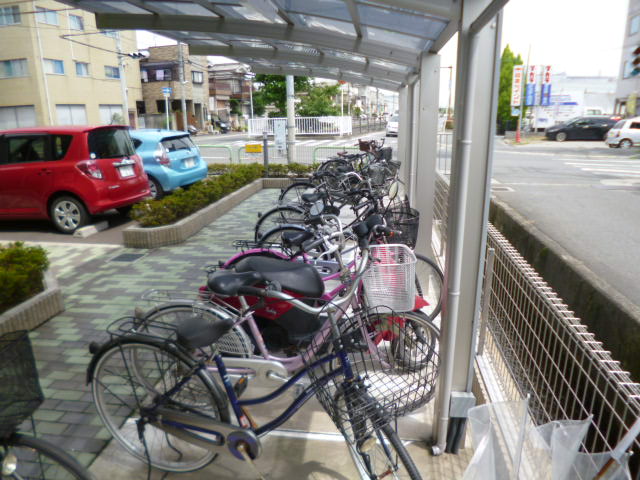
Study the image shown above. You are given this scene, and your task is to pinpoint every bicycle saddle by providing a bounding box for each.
[207,270,263,296]
[301,191,327,203]
[233,256,324,298]
[176,314,235,349]
[282,229,314,248]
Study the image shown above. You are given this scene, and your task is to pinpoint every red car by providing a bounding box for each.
[0,125,150,233]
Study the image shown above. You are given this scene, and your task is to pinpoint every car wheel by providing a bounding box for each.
[620,139,633,149]
[148,176,164,200]
[555,132,567,142]
[50,196,89,234]
[608,144,618,148]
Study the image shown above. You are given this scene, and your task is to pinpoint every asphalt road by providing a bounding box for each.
[491,139,640,308]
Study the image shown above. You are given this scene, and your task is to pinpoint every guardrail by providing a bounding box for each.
[197,144,235,164]
[248,116,352,136]
[436,132,453,175]
[312,146,359,164]
[433,174,640,476]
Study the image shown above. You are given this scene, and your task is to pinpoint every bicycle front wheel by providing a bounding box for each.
[278,181,315,206]
[1,433,92,479]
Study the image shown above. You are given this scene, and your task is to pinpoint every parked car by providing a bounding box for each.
[0,125,150,233]
[129,129,208,199]
[544,116,621,142]
[386,114,399,137]
[605,117,640,149]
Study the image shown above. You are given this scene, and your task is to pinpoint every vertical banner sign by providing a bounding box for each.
[511,65,524,109]
[525,65,537,106]
[541,65,552,106]
[274,119,287,152]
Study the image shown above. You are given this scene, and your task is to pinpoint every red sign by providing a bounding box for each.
[543,65,552,84]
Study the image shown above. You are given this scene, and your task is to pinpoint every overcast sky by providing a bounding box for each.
[138,0,629,104]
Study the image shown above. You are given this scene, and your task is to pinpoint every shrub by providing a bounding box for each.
[0,242,49,314]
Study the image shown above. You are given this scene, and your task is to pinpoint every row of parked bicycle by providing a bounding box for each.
[1,139,444,479]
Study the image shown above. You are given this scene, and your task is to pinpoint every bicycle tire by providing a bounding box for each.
[278,181,315,206]
[414,253,444,322]
[386,310,439,371]
[91,338,228,473]
[254,205,307,241]
[2,433,92,480]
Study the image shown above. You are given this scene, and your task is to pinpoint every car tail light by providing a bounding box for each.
[76,160,104,179]
[154,144,170,166]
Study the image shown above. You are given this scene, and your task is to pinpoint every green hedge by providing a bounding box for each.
[131,163,315,228]
[0,242,49,314]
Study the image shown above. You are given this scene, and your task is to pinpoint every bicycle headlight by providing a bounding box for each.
[2,453,18,475]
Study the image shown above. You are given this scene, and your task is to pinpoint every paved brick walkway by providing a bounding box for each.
[25,189,280,468]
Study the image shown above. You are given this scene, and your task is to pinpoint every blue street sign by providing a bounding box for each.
[511,107,520,116]
[162,87,172,95]
[541,84,552,106]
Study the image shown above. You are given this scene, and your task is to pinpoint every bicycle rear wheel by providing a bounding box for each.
[414,253,444,321]
[91,339,227,473]
[254,206,306,241]
[1,433,91,479]
[278,181,315,206]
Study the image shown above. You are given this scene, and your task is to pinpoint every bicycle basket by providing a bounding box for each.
[362,244,416,312]
[299,306,439,439]
[0,331,44,438]
[384,207,420,249]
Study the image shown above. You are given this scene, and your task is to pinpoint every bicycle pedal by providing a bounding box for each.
[233,376,249,398]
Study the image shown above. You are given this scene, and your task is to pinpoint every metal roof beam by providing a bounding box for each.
[367,0,455,19]
[250,65,401,91]
[344,0,363,38]
[191,0,227,17]
[94,13,421,66]
[188,45,413,82]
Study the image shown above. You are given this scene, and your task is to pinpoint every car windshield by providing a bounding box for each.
[613,120,625,129]
[89,128,135,158]
[161,135,195,152]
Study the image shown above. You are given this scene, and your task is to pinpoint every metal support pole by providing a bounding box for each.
[286,75,295,164]
[262,131,269,176]
[178,43,188,131]
[115,33,130,125]
[165,97,169,129]
[249,76,254,119]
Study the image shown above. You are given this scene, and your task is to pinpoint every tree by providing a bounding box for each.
[229,98,241,115]
[296,84,341,116]
[252,74,311,117]
[497,45,524,133]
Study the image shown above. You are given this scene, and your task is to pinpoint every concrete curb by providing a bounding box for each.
[0,270,64,334]
[490,198,640,380]
[122,177,295,249]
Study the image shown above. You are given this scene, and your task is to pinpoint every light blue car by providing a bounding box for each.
[129,129,208,199]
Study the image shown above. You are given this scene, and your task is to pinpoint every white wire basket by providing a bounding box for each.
[362,244,417,312]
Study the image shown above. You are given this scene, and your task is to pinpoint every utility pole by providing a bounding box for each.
[286,75,295,164]
[115,33,130,125]
[177,43,188,131]
[517,45,531,143]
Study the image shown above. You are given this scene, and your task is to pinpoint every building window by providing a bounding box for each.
[36,7,58,25]
[624,60,634,79]
[155,68,172,81]
[99,105,123,124]
[141,69,148,82]
[69,14,83,30]
[0,59,28,78]
[101,30,118,39]
[0,5,20,25]
[231,79,241,94]
[44,59,64,75]
[631,15,640,35]
[136,101,146,115]
[0,105,36,129]
[56,104,87,125]
[75,62,89,76]
[105,66,120,79]
[192,71,204,84]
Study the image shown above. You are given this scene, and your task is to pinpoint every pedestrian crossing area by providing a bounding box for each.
[564,157,640,180]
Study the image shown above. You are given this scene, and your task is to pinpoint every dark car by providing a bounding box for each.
[545,116,621,142]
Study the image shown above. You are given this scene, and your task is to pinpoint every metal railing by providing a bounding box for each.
[197,144,235,164]
[351,117,387,135]
[248,116,352,136]
[436,132,453,175]
[434,174,640,476]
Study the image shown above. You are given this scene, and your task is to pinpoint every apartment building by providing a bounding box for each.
[614,0,640,116]
[0,0,142,128]
[138,44,208,130]
[209,63,253,125]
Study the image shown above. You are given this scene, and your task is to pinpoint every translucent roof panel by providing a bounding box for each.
[79,0,151,14]
[357,2,446,39]
[272,0,351,20]
[364,26,427,51]
[370,59,414,74]
[271,42,323,57]
[152,2,218,16]
[215,5,286,23]
[290,14,357,37]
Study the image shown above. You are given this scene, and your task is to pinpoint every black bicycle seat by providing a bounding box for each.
[207,270,263,296]
[176,315,234,349]
[301,191,327,203]
[282,229,314,248]
[233,256,324,297]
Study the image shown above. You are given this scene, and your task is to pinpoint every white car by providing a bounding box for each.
[386,114,399,137]
[605,117,640,148]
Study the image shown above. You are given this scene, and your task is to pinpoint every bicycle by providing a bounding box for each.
[88,223,437,478]
[0,330,92,480]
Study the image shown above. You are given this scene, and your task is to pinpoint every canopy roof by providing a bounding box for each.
[63,0,460,91]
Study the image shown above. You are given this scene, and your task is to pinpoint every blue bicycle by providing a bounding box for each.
[87,224,435,479]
